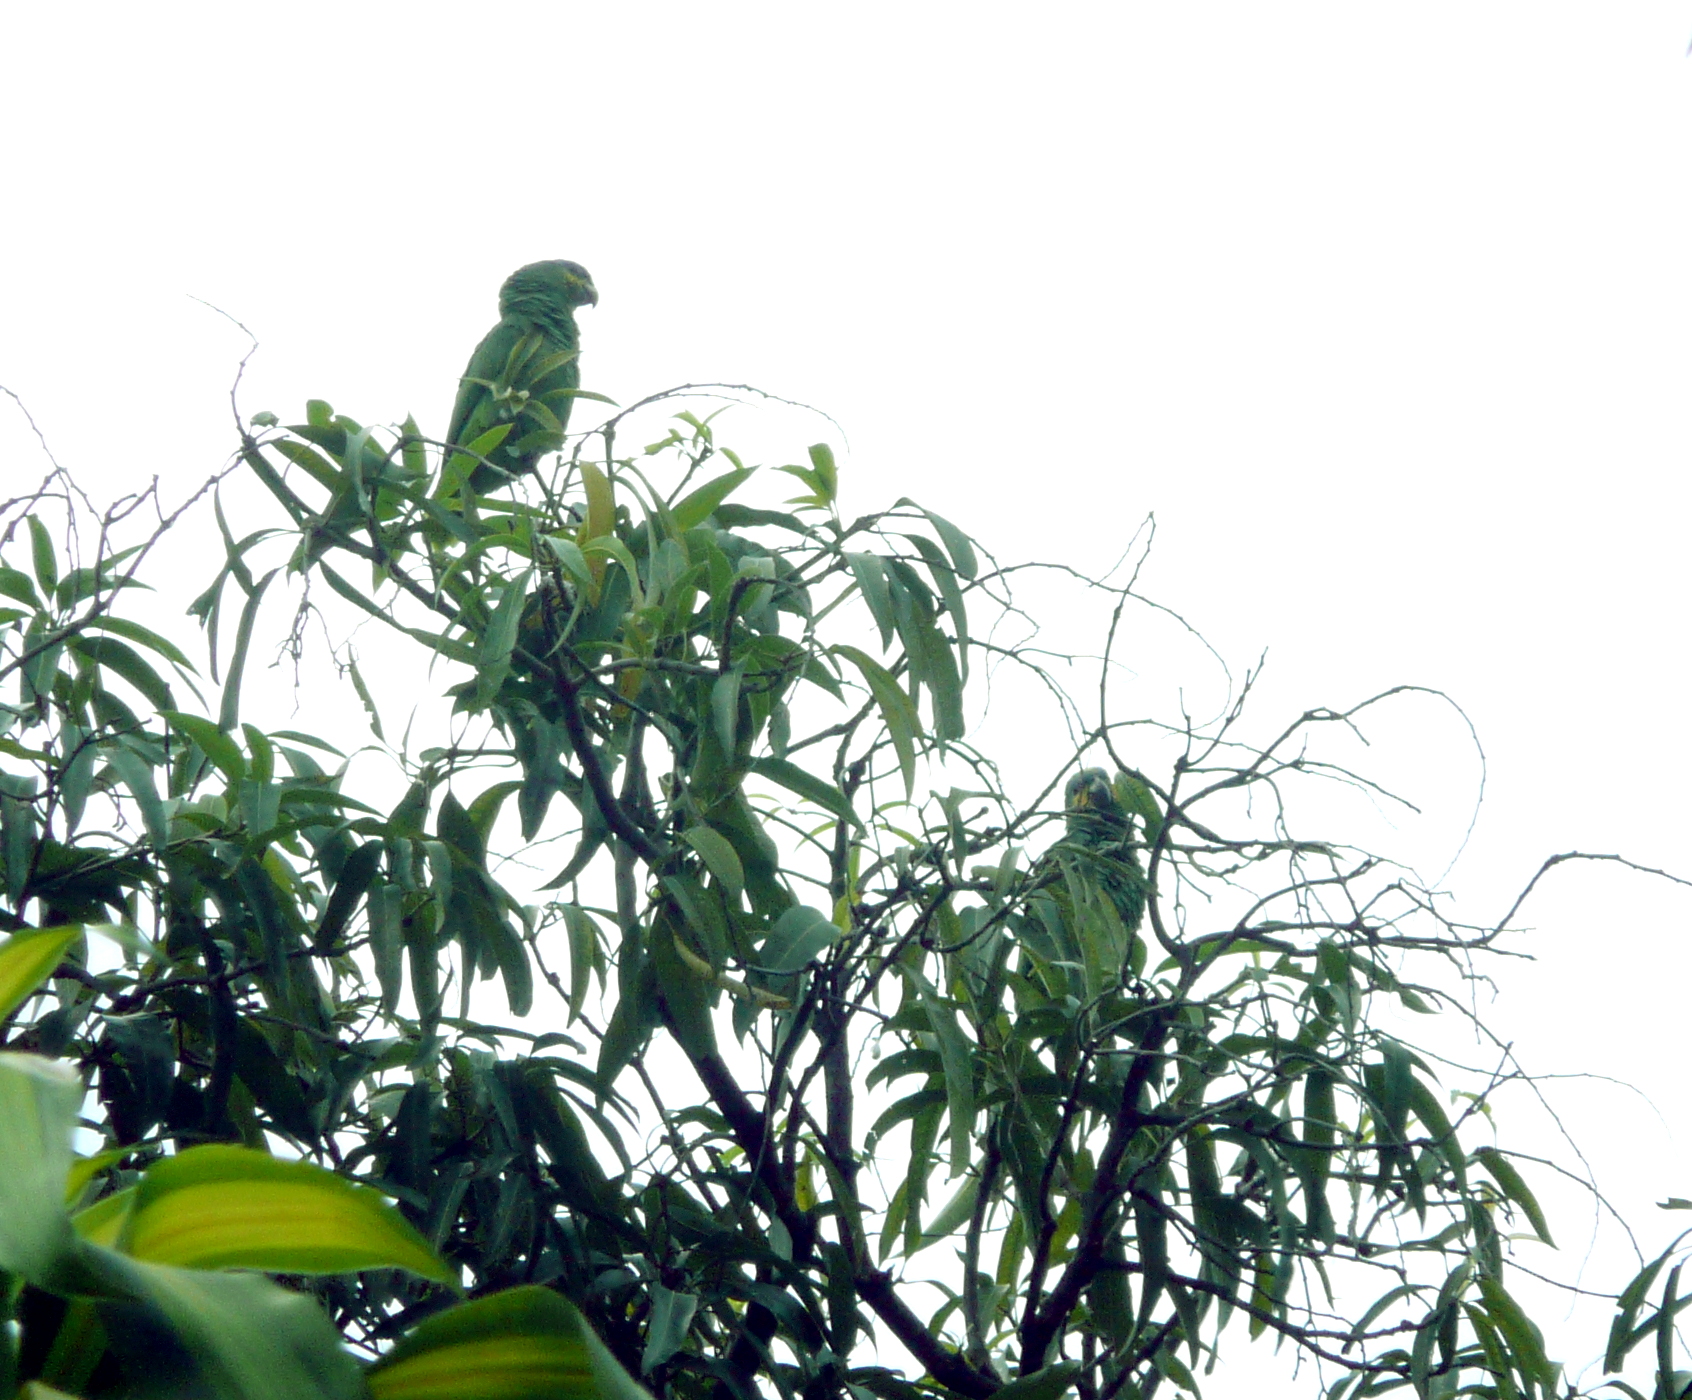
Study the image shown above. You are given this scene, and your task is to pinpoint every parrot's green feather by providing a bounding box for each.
[444,260,597,495]
[1062,767,1148,935]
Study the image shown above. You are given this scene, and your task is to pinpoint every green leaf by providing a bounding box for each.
[757,905,842,973]
[1474,1147,1554,1247]
[0,565,42,608]
[994,1361,1080,1400]
[27,516,58,594]
[476,568,534,711]
[808,443,838,501]
[97,1254,364,1400]
[641,1282,698,1374]
[219,568,278,732]
[833,645,922,797]
[712,666,743,757]
[910,503,979,581]
[672,467,756,530]
[104,744,169,847]
[542,535,596,594]
[81,616,197,673]
[0,1054,82,1280]
[748,757,864,833]
[120,1144,452,1281]
[242,724,275,782]
[911,617,965,742]
[845,553,896,650]
[906,533,969,682]
[683,826,745,898]
[561,904,600,1025]
[67,636,175,712]
[1476,1275,1559,1391]
[367,1284,653,1400]
[0,772,35,904]
[367,883,407,1015]
[582,535,646,610]
[1658,1264,1684,1400]
[313,840,383,952]
[0,924,82,1023]
[902,966,974,1178]
[651,905,719,1062]
[162,712,247,784]
[1608,1248,1673,1372]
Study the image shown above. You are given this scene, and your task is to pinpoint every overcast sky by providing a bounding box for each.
[4,4,1690,1390]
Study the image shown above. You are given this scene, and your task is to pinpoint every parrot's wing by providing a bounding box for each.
[446,317,523,451]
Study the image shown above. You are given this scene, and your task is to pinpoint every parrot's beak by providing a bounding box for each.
[585,285,599,307]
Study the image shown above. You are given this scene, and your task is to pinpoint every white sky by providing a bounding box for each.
[4,4,1691,1391]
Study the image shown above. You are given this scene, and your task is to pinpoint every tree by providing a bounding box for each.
[0,370,1686,1400]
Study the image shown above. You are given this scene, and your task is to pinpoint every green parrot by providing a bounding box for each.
[444,259,599,494]
[1062,767,1148,936]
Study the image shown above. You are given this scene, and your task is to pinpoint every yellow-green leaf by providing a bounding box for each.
[121,1144,452,1281]
[72,1185,134,1246]
[368,1285,652,1400]
[0,924,83,1021]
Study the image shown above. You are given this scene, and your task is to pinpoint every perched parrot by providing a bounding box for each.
[1062,767,1148,935]
[444,259,598,494]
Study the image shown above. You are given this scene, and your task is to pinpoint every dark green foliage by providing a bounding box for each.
[0,362,1681,1400]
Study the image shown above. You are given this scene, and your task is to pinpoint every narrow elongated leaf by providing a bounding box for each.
[0,925,83,1022]
[120,1144,452,1281]
[711,667,742,757]
[833,644,921,796]
[314,840,383,953]
[641,1283,698,1374]
[577,461,616,551]
[561,904,599,1024]
[367,1284,652,1400]
[748,757,863,832]
[902,967,974,1177]
[1474,1147,1554,1247]
[28,515,58,593]
[162,712,246,784]
[845,553,896,650]
[994,1361,1080,1400]
[0,1053,82,1279]
[582,536,645,610]
[103,745,169,847]
[82,616,197,672]
[905,534,969,682]
[0,564,42,607]
[68,636,175,711]
[682,826,745,898]
[476,568,534,710]
[672,466,756,530]
[1476,1275,1558,1391]
[910,503,979,580]
[757,905,842,973]
[219,568,278,731]
[1658,1264,1684,1400]
[1608,1248,1674,1372]
[367,883,407,1014]
[97,1253,364,1400]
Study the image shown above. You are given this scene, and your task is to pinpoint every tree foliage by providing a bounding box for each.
[0,375,1687,1400]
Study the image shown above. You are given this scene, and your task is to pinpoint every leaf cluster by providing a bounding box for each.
[0,392,1684,1400]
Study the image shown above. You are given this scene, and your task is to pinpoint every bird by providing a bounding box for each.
[1062,767,1148,936]
[444,260,598,495]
